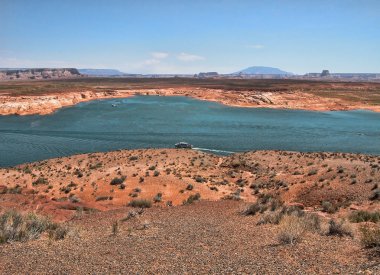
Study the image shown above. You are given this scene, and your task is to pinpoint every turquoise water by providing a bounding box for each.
[0,96,379,167]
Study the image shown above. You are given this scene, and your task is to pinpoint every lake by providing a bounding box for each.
[0,96,379,167]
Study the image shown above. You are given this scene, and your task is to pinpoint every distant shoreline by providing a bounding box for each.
[1,87,380,116]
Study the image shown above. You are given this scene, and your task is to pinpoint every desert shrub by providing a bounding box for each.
[243,196,284,216]
[257,211,283,225]
[69,195,80,203]
[73,169,83,178]
[321,201,337,214]
[7,185,22,194]
[195,176,206,183]
[301,213,321,233]
[337,167,344,173]
[121,208,144,221]
[0,210,67,243]
[242,203,262,216]
[308,169,318,176]
[360,226,380,249]
[89,162,102,170]
[277,215,306,245]
[110,176,126,185]
[210,186,218,191]
[153,170,160,177]
[269,199,283,211]
[258,207,320,233]
[326,219,353,237]
[32,177,48,186]
[153,193,162,203]
[128,199,152,208]
[23,166,32,174]
[281,205,304,217]
[223,191,241,201]
[349,211,380,223]
[67,182,77,188]
[186,184,194,191]
[148,165,156,171]
[369,189,380,201]
[48,224,69,240]
[95,196,112,201]
[258,193,273,204]
[183,193,201,205]
[129,156,138,161]
[118,183,126,190]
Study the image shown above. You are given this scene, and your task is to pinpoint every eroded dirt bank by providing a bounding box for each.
[1,87,380,115]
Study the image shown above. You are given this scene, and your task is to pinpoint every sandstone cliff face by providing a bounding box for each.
[0,68,81,81]
[0,90,128,115]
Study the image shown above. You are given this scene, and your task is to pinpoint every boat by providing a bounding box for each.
[175,142,193,149]
[111,104,117,107]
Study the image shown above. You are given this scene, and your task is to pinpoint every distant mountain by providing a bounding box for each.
[78,69,126,76]
[233,66,293,75]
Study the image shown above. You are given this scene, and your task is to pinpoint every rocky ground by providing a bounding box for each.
[0,149,380,273]
[1,200,379,274]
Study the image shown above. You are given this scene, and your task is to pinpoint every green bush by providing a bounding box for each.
[110,176,126,185]
[186,184,194,191]
[195,176,205,183]
[32,177,48,186]
[369,189,380,201]
[128,199,152,208]
[242,203,261,216]
[95,196,112,201]
[321,201,337,214]
[183,193,201,205]
[349,211,380,223]
[153,193,162,203]
[307,169,318,176]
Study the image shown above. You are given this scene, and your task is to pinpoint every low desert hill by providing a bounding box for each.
[1,149,379,220]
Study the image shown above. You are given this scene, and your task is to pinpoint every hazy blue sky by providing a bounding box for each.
[1,0,379,74]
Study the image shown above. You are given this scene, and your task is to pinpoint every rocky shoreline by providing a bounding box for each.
[1,87,379,115]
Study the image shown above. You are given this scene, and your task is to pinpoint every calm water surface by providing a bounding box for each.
[0,96,379,167]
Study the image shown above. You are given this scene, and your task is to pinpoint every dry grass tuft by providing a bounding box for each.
[277,215,306,245]
[0,210,68,243]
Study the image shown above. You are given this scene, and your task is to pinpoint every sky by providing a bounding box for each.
[1,0,379,74]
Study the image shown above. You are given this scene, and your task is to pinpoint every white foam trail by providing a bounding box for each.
[193,147,235,154]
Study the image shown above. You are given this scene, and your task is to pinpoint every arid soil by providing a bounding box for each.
[1,149,380,273]
[0,201,378,274]
[1,149,379,220]
[1,78,380,115]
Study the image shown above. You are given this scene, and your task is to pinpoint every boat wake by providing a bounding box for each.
[193,147,235,154]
